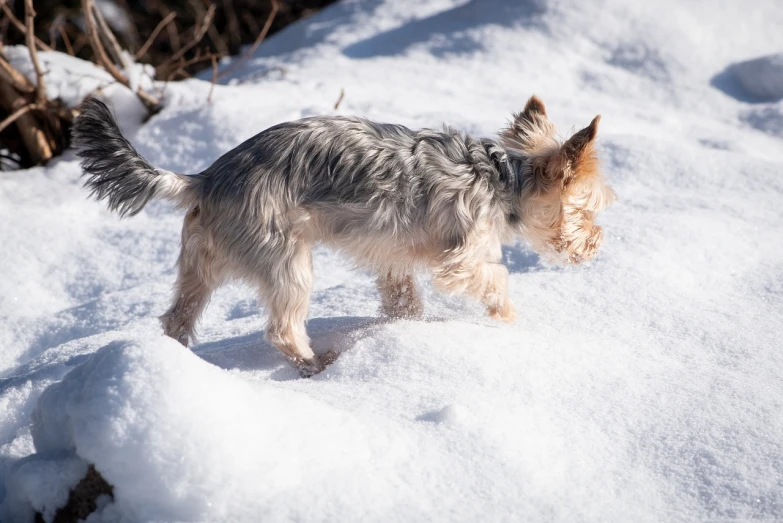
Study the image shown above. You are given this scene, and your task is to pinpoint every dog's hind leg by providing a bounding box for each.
[258,240,321,376]
[377,272,423,319]
[161,207,220,346]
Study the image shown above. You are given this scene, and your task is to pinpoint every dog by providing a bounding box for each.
[71,96,615,375]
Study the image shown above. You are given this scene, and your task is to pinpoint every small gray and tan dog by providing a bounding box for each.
[72,96,615,375]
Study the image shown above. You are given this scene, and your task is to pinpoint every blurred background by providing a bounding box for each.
[1,0,336,169]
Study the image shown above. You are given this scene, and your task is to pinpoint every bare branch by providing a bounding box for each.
[0,78,52,164]
[0,54,34,93]
[334,88,345,110]
[160,3,216,72]
[0,0,53,51]
[0,102,42,134]
[91,0,131,69]
[48,13,66,49]
[24,0,46,105]
[135,12,176,60]
[58,25,76,56]
[218,0,278,79]
[83,0,126,80]
[82,0,159,112]
[158,5,181,52]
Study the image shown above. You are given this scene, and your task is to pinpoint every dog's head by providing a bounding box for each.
[499,96,616,264]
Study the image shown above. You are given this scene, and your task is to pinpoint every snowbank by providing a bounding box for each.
[3,336,370,522]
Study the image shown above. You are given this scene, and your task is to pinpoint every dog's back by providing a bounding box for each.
[191,115,514,272]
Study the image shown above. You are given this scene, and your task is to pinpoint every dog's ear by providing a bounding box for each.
[521,95,547,121]
[563,115,600,164]
[499,95,554,152]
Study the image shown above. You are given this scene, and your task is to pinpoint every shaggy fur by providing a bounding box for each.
[72,96,615,375]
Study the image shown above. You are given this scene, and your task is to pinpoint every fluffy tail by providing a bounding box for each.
[71,98,194,217]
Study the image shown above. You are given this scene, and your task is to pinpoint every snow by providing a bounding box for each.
[728,54,783,102]
[2,0,783,521]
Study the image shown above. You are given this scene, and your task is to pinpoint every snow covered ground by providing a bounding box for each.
[2,0,783,520]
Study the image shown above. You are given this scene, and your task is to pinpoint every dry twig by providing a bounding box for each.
[24,0,46,105]
[0,76,52,163]
[135,12,177,60]
[0,54,34,93]
[82,0,159,112]
[160,3,216,73]
[334,88,345,110]
[0,0,52,51]
[218,0,279,79]
[0,102,42,133]
[91,0,131,69]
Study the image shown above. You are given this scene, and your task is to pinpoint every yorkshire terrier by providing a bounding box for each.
[72,96,615,375]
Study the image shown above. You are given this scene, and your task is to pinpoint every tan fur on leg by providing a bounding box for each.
[377,273,423,319]
[431,260,516,323]
[483,264,517,323]
[160,206,222,346]
[258,239,321,376]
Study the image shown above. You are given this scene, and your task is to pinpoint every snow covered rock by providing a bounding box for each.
[728,54,783,101]
[5,335,370,522]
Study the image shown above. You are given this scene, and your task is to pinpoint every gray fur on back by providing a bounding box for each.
[194,116,527,267]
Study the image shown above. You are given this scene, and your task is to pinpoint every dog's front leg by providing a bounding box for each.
[259,241,323,376]
[431,260,517,323]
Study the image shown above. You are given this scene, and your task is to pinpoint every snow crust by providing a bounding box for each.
[1,0,783,521]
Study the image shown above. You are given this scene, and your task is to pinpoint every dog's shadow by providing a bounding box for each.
[502,245,544,274]
[193,316,380,380]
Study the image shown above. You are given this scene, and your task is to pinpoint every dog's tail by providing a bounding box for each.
[71,98,197,217]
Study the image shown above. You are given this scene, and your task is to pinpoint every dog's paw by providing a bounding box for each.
[489,301,517,324]
[297,350,339,378]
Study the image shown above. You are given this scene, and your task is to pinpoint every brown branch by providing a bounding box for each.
[206,23,228,57]
[166,50,219,83]
[83,0,125,80]
[334,88,345,110]
[71,33,89,55]
[82,0,159,112]
[91,0,131,68]
[158,5,181,53]
[218,0,279,79]
[0,102,42,134]
[0,79,51,164]
[0,54,34,93]
[24,0,46,105]
[0,0,53,51]
[135,12,176,60]
[58,25,76,56]
[187,0,226,57]
[173,50,216,70]
[160,3,216,71]
[48,13,66,50]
